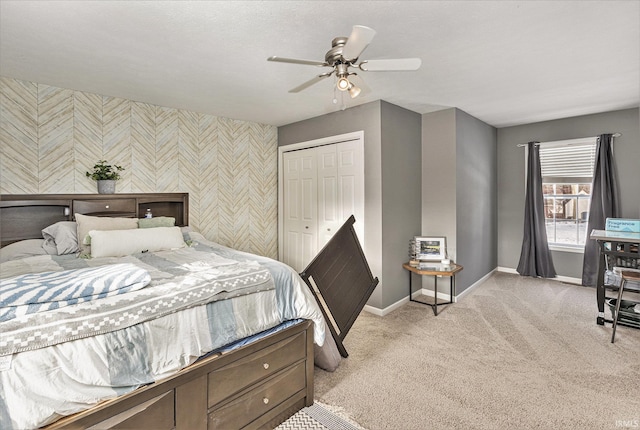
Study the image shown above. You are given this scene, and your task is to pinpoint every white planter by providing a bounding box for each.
[97,180,116,194]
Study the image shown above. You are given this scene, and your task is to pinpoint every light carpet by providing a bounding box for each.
[314,272,640,430]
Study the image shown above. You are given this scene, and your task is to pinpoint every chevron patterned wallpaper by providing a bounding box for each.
[0,77,278,258]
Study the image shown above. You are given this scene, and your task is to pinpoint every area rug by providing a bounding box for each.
[276,401,367,430]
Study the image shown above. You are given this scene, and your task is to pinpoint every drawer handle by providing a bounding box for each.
[263,363,269,370]
[105,205,110,209]
[263,397,269,405]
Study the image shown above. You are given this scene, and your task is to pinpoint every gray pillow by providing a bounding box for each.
[138,216,175,228]
[0,239,49,263]
[42,221,80,255]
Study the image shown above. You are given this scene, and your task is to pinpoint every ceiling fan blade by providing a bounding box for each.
[359,58,422,71]
[342,25,377,61]
[268,56,328,67]
[289,72,332,93]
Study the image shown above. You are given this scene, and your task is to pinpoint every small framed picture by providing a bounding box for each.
[414,236,446,261]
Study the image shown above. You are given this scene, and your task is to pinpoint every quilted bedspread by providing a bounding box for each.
[0,244,274,356]
[0,231,325,429]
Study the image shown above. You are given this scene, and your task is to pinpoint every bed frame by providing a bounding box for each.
[0,193,189,246]
[300,215,379,358]
[0,193,314,429]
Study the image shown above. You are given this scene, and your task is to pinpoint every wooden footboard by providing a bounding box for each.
[44,320,314,430]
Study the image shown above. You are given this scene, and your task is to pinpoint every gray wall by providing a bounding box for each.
[278,100,422,310]
[380,101,422,306]
[456,109,498,292]
[497,108,640,278]
[421,108,497,295]
[422,109,457,241]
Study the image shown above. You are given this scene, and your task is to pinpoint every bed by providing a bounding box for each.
[0,193,341,429]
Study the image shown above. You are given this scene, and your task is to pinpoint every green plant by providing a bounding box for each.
[85,160,125,181]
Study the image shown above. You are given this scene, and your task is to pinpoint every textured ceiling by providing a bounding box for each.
[1,1,638,127]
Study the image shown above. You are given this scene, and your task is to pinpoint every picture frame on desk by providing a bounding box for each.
[414,236,446,261]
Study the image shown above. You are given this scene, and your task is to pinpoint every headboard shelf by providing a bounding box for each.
[0,193,189,246]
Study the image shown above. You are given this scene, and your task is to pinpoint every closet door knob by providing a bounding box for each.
[263,397,269,405]
[263,362,269,369]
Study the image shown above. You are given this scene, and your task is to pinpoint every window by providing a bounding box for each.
[537,138,597,249]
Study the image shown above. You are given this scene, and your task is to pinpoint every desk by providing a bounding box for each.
[590,229,640,326]
[403,262,463,315]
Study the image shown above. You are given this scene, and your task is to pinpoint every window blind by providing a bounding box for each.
[539,140,597,182]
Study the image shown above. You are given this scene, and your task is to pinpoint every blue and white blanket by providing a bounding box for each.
[0,263,151,322]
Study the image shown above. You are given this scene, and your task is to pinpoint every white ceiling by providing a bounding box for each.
[1,1,638,128]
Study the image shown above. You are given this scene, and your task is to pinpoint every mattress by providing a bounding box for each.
[0,231,325,429]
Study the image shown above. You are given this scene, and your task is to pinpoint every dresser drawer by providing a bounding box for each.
[73,199,136,216]
[208,362,306,430]
[208,331,306,407]
[87,390,174,430]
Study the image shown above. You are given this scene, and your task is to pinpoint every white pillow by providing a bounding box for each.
[89,226,186,258]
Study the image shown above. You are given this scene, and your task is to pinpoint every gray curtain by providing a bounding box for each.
[582,134,620,286]
[517,142,557,278]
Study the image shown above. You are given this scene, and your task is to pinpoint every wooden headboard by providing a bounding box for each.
[0,193,189,246]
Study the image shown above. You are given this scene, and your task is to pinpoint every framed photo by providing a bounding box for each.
[414,236,446,261]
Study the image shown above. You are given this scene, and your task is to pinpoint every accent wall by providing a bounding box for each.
[0,77,278,258]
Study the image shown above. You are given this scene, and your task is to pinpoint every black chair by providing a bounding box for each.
[611,269,640,343]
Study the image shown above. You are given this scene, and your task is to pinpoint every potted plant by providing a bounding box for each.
[86,160,125,194]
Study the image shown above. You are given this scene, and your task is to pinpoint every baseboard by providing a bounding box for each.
[413,268,496,303]
[365,287,460,316]
[455,268,496,301]
[364,266,565,317]
[415,288,453,302]
[363,296,409,317]
[497,266,518,275]
[496,266,582,285]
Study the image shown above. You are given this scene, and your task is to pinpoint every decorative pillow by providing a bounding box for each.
[89,226,186,258]
[41,238,58,255]
[138,216,175,229]
[42,221,79,255]
[75,213,139,254]
[0,239,49,263]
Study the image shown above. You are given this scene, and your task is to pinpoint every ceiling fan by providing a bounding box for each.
[268,25,421,99]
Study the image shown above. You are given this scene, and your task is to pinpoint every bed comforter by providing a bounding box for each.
[0,231,325,429]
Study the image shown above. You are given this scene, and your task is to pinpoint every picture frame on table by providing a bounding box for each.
[414,236,446,261]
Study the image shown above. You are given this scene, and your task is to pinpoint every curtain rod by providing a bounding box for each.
[517,133,621,147]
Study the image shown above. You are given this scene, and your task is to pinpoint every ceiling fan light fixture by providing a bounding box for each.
[336,77,350,91]
[348,84,361,98]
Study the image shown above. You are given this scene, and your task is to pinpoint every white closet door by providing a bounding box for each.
[317,145,340,249]
[336,140,365,244]
[280,133,364,272]
[283,149,318,272]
